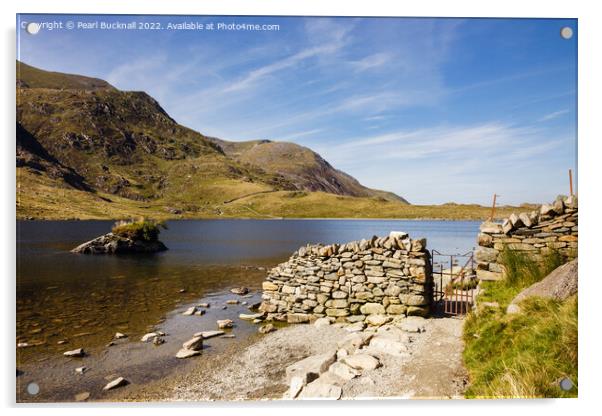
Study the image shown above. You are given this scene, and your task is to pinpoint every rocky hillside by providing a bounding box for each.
[16,61,407,219]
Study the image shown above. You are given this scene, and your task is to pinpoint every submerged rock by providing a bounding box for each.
[103,376,128,391]
[230,287,249,295]
[63,348,85,357]
[217,319,234,329]
[71,232,167,255]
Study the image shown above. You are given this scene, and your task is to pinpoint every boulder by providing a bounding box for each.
[182,336,203,351]
[297,380,342,400]
[285,352,337,383]
[507,259,578,314]
[328,361,360,380]
[367,336,409,357]
[341,354,380,371]
[217,319,234,329]
[72,233,167,255]
[230,287,249,295]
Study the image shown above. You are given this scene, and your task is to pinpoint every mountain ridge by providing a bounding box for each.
[16,61,409,219]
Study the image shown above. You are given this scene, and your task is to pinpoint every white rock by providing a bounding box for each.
[63,348,85,357]
[287,376,305,399]
[297,381,342,400]
[342,354,380,371]
[285,352,336,383]
[114,332,127,339]
[329,361,360,380]
[365,314,392,327]
[140,332,160,342]
[367,336,409,357]
[336,349,349,360]
[176,348,201,359]
[239,313,264,320]
[193,330,225,339]
[313,317,334,328]
[182,336,203,351]
[217,319,234,329]
[182,306,197,316]
[337,333,373,355]
[398,317,426,333]
[344,322,365,332]
[103,377,128,390]
[75,366,87,374]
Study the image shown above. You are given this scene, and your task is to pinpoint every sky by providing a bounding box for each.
[17,15,577,205]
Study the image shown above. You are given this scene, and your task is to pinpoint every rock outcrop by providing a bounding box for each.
[475,195,578,281]
[507,258,578,313]
[71,232,167,254]
[259,232,433,323]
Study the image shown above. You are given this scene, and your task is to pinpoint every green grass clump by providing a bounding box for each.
[463,295,577,398]
[500,247,566,288]
[463,248,577,398]
[111,218,166,242]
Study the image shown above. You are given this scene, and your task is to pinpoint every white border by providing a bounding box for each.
[2,1,601,415]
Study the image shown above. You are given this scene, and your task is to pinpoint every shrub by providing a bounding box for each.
[111,218,167,242]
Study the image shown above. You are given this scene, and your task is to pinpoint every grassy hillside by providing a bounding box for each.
[17,167,521,220]
[16,61,422,219]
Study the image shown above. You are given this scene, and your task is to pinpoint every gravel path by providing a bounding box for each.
[118,315,468,401]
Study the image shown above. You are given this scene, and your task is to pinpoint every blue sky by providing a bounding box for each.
[17,15,577,205]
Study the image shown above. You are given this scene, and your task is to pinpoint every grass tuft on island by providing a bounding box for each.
[463,248,577,398]
[111,218,167,242]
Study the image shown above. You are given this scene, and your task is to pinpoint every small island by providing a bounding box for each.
[71,219,168,254]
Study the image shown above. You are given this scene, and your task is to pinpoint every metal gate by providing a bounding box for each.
[431,249,477,316]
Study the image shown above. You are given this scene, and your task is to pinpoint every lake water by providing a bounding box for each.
[16,219,479,401]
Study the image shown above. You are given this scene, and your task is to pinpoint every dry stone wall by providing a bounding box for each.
[259,232,433,323]
[476,195,578,281]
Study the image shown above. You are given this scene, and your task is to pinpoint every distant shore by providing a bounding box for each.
[16,204,530,222]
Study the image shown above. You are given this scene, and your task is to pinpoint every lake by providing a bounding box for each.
[16,219,479,401]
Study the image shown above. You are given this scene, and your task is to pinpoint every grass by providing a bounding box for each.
[463,248,578,398]
[463,296,577,398]
[17,168,525,221]
[111,218,166,242]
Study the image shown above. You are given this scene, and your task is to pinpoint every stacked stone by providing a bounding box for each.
[476,195,578,281]
[259,231,433,324]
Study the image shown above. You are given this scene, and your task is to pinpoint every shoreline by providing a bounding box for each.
[17,216,493,222]
[112,315,468,401]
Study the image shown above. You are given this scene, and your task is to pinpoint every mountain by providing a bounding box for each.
[16,61,408,219]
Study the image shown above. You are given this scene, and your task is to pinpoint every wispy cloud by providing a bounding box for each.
[322,122,563,164]
[538,109,570,122]
[349,52,392,72]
